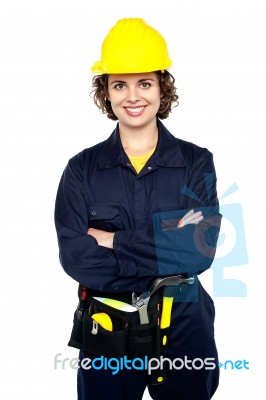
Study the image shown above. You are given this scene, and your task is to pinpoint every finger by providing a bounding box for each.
[178,212,203,227]
[193,215,204,224]
[188,212,203,223]
[182,211,202,225]
[177,209,194,228]
[182,209,194,219]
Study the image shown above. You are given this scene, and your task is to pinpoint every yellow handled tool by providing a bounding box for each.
[140,275,195,386]
[160,296,174,329]
[91,313,113,331]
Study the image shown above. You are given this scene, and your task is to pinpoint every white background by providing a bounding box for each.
[0,0,265,398]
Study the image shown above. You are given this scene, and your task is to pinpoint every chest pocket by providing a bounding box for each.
[87,203,123,231]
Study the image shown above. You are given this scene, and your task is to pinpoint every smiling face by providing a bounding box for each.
[107,73,161,131]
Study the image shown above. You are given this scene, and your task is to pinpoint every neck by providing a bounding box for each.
[119,120,158,156]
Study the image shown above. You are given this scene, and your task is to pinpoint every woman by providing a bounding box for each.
[55,18,221,400]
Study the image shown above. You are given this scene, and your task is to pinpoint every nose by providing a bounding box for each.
[126,87,141,103]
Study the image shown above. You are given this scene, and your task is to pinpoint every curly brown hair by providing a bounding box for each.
[91,71,179,121]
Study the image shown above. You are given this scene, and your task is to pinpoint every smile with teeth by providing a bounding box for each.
[125,106,145,113]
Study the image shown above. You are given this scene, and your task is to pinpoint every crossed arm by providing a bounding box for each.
[88,209,204,248]
[55,150,221,291]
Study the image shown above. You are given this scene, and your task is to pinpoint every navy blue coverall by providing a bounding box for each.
[55,119,222,400]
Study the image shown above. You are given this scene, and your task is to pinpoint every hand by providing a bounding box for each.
[177,209,203,228]
[87,228,114,249]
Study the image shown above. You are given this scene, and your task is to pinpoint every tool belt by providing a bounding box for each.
[68,275,194,385]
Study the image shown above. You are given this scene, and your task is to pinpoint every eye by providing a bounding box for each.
[139,82,151,89]
[114,83,126,90]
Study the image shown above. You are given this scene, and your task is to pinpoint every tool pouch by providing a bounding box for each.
[68,291,161,360]
[68,276,194,385]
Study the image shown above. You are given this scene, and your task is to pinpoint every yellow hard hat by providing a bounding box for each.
[91,18,172,74]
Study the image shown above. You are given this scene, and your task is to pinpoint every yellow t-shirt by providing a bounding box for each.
[128,147,156,174]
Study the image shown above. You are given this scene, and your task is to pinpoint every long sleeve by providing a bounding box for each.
[54,154,149,292]
[113,150,222,277]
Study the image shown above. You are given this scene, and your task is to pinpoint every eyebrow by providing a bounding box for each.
[109,78,155,85]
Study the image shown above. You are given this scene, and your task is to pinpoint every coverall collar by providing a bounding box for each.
[97,119,186,169]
